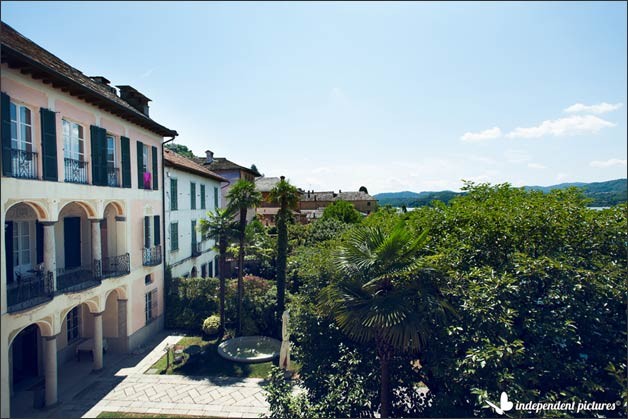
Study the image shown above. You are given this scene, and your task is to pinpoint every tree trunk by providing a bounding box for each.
[237,208,246,336]
[276,208,287,336]
[377,340,393,418]
[218,238,226,336]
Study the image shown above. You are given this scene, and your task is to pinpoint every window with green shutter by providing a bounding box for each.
[170,222,179,251]
[154,215,160,246]
[214,186,219,208]
[90,125,107,186]
[200,184,206,209]
[40,108,58,181]
[152,145,158,190]
[121,136,131,187]
[170,178,178,210]
[190,182,196,209]
[1,92,11,176]
[136,140,144,189]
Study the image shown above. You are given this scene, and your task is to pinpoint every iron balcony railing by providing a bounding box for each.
[192,242,202,257]
[10,148,38,179]
[143,245,162,266]
[64,157,88,184]
[107,166,120,187]
[7,271,54,313]
[97,253,131,279]
[57,265,100,293]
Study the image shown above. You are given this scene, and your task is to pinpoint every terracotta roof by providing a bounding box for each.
[0,21,177,137]
[164,148,228,182]
[193,156,261,177]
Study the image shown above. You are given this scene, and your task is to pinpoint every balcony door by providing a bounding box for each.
[10,102,34,178]
[12,221,33,281]
[64,217,81,269]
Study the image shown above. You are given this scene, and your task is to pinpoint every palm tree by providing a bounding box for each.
[198,207,238,335]
[319,224,451,418]
[226,179,262,336]
[267,176,300,330]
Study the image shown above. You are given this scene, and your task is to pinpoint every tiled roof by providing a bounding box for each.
[193,156,261,177]
[0,21,177,137]
[255,177,282,192]
[164,149,228,182]
[300,191,376,202]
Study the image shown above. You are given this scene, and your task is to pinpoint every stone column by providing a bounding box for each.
[93,311,104,371]
[41,221,57,291]
[91,219,102,262]
[1,338,11,417]
[43,334,58,407]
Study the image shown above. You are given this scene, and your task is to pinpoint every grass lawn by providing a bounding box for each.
[149,336,276,379]
[97,412,221,418]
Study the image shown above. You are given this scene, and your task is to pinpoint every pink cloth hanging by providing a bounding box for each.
[144,171,151,189]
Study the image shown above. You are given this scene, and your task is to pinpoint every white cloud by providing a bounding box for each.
[527,163,546,169]
[506,115,615,139]
[460,126,502,142]
[564,102,623,114]
[589,158,627,168]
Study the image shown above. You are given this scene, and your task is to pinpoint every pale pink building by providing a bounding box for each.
[0,21,177,417]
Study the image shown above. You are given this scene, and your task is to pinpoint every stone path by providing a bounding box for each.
[82,335,270,418]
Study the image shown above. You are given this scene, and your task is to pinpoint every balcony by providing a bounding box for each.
[64,157,88,184]
[7,271,54,313]
[192,242,202,257]
[107,166,120,187]
[143,245,162,266]
[57,265,101,293]
[9,148,38,179]
[96,253,130,279]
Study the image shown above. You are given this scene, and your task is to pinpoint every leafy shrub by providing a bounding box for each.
[165,277,219,331]
[201,314,221,336]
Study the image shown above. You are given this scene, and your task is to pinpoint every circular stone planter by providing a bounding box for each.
[217,336,281,363]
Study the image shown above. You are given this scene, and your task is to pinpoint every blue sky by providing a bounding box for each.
[2,1,626,194]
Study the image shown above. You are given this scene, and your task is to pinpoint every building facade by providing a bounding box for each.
[164,148,226,279]
[0,22,177,417]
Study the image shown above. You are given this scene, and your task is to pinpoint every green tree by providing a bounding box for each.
[165,143,195,159]
[267,176,301,328]
[322,200,362,224]
[227,179,262,335]
[318,224,449,417]
[197,207,238,335]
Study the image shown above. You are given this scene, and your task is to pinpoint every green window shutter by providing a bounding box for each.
[200,185,206,209]
[144,216,150,248]
[154,215,161,246]
[170,223,178,251]
[137,140,144,189]
[152,145,158,190]
[1,92,12,176]
[214,187,219,208]
[40,108,58,181]
[90,125,107,186]
[170,178,178,210]
[191,220,197,247]
[121,136,131,188]
[190,182,196,209]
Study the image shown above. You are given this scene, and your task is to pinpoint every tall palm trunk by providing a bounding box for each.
[237,207,246,336]
[218,236,227,336]
[276,207,287,335]
[377,338,394,418]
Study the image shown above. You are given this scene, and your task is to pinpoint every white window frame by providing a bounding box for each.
[63,119,85,161]
[10,102,33,152]
[12,221,32,279]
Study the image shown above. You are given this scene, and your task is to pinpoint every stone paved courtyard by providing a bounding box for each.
[12,333,269,418]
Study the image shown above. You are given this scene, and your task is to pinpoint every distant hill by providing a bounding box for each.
[375,179,627,208]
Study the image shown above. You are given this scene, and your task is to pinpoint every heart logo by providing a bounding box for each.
[500,392,514,412]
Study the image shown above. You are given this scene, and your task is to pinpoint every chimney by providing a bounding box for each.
[280,175,285,181]
[339,189,342,193]
[205,150,214,164]
[307,190,310,198]
[90,76,116,95]
[116,85,151,117]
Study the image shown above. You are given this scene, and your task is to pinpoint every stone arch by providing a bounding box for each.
[8,318,54,347]
[103,201,125,218]
[5,200,49,221]
[57,200,96,219]
[104,286,127,302]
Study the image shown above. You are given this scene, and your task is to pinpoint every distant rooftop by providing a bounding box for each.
[300,190,376,202]
[164,149,228,182]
